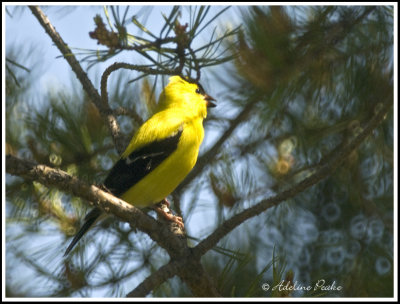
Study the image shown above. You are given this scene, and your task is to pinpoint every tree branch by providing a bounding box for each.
[192,102,392,258]
[5,154,187,257]
[176,97,259,194]
[127,260,181,297]
[99,61,181,153]
[28,6,100,108]
[6,154,220,296]
[100,62,176,116]
[28,6,124,154]
[127,254,221,297]
[23,7,223,296]
[177,258,221,297]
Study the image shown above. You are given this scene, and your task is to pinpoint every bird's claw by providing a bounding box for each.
[154,200,184,229]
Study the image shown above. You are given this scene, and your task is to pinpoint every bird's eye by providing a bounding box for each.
[195,88,201,94]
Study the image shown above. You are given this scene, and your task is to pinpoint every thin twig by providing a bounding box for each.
[29,6,101,109]
[6,154,219,296]
[192,102,392,257]
[113,107,144,125]
[29,6,124,155]
[176,97,259,194]
[123,37,176,52]
[5,154,186,257]
[127,260,182,297]
[99,61,180,153]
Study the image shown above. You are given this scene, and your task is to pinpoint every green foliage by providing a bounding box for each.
[5,5,394,298]
[211,5,393,297]
[79,5,239,82]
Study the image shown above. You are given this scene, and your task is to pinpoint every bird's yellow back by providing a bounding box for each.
[119,76,213,206]
[122,76,209,157]
[64,75,215,255]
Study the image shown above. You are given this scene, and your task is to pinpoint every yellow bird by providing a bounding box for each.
[65,75,216,255]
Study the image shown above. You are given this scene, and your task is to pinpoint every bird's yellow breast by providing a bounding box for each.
[120,117,204,206]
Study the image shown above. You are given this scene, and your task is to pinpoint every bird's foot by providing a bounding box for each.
[154,200,184,229]
[160,198,170,207]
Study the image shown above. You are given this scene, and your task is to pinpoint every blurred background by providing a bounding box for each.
[5,5,395,297]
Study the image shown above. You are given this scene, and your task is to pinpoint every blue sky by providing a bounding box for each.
[6,6,164,93]
[4,4,244,296]
[5,5,242,93]
[5,4,397,298]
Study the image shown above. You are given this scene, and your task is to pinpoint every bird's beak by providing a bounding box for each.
[204,94,216,108]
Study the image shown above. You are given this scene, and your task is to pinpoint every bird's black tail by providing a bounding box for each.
[64,208,102,256]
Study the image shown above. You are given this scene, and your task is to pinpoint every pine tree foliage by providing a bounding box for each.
[5,5,394,298]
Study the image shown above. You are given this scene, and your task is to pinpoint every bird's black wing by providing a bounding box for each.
[64,129,183,256]
[104,129,183,196]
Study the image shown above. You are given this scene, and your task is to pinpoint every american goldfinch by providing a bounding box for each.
[64,75,216,255]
